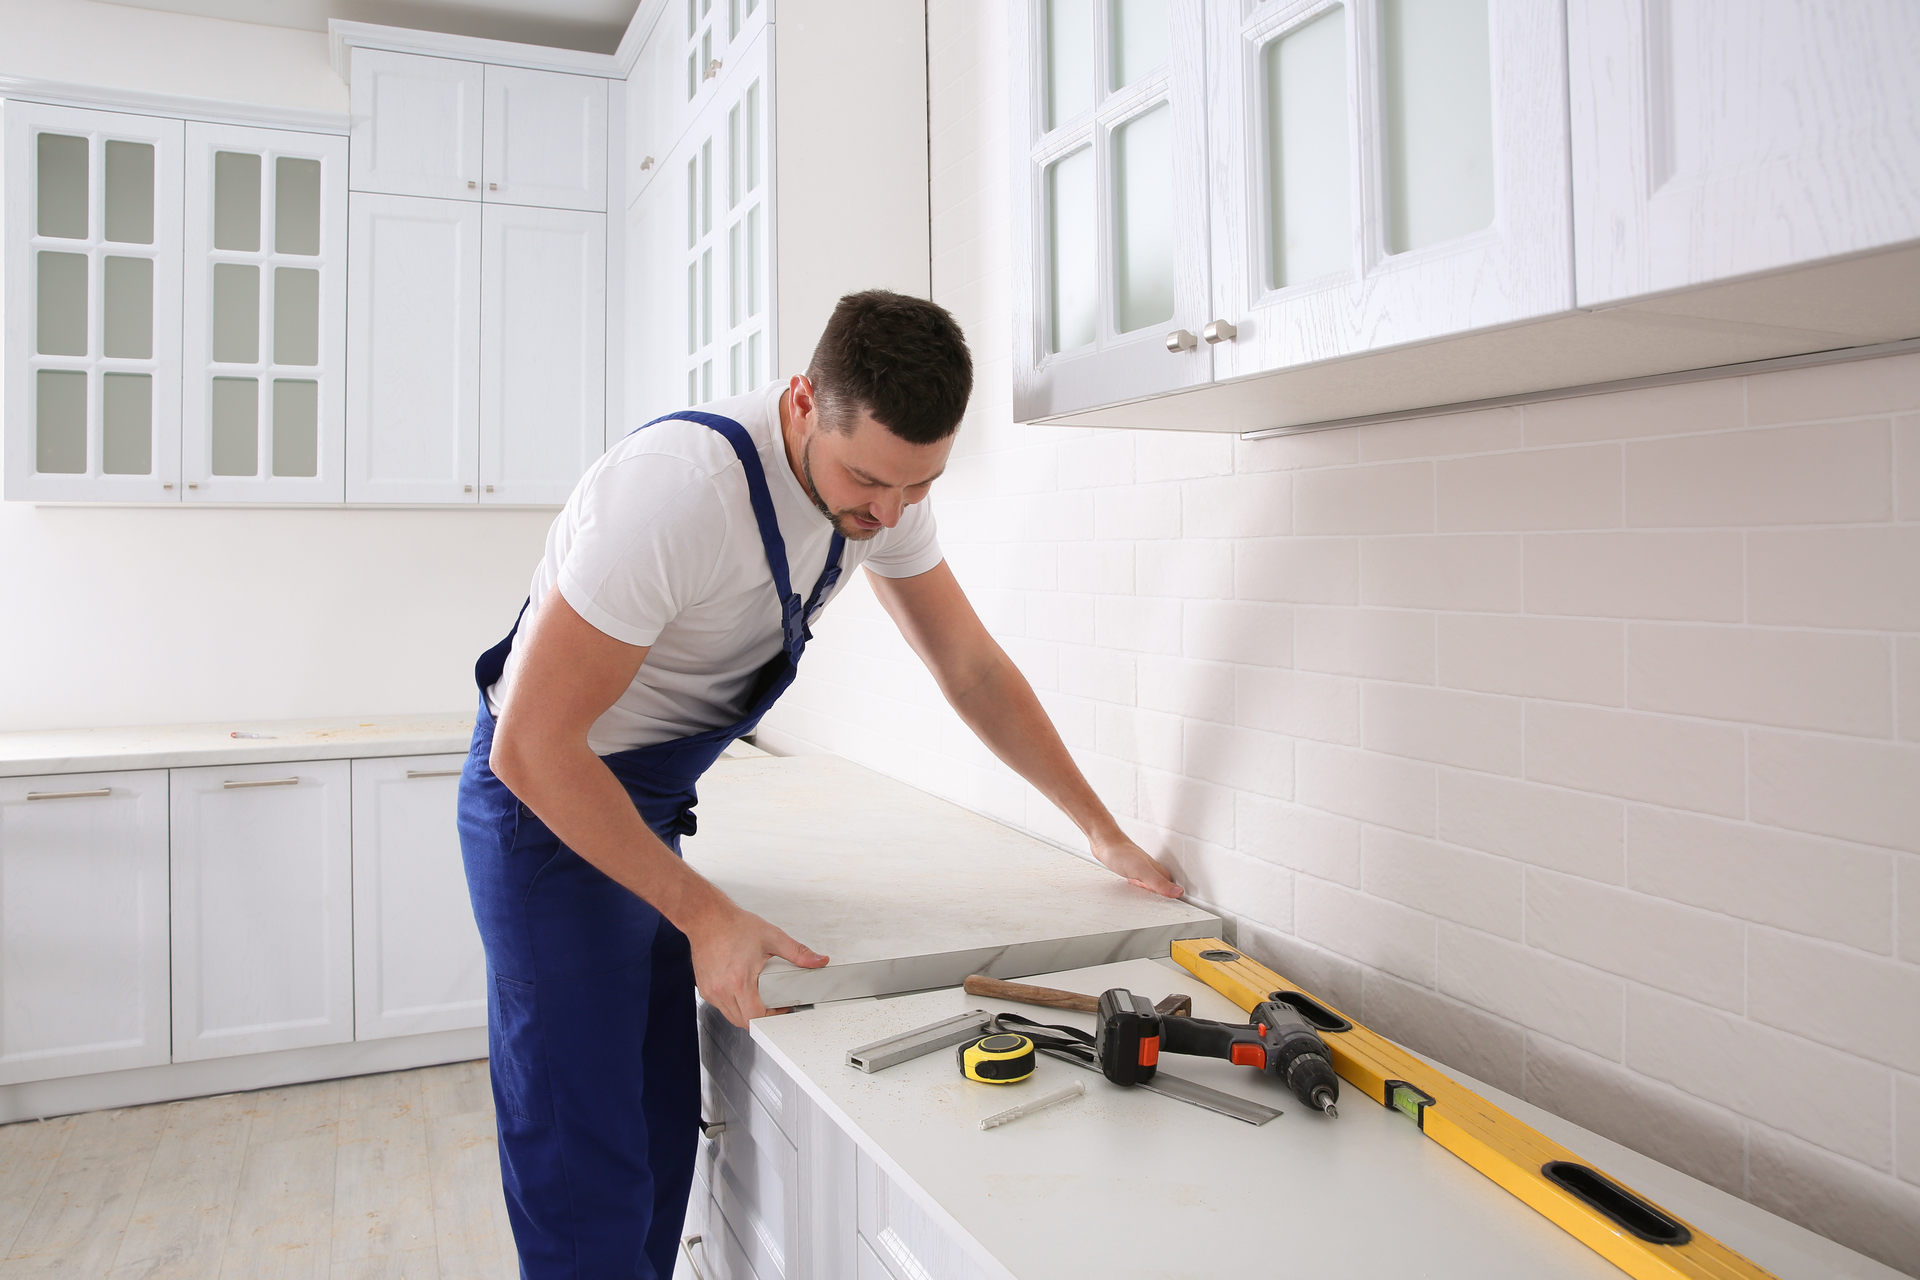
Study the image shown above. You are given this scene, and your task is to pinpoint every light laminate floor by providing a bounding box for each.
[0,1060,522,1279]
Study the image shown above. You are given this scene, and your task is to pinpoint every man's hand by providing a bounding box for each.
[1090,829,1185,898]
[686,895,830,1028]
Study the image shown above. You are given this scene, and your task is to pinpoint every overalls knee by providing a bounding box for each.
[456,410,843,1279]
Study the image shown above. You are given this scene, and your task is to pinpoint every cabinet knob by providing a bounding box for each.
[698,1117,726,1138]
[464,484,474,493]
[640,155,655,172]
[485,484,495,494]
[488,182,498,191]
[705,59,723,81]
[187,482,199,490]
[1165,328,1197,353]
[468,180,477,189]
[1202,319,1238,344]
[162,482,175,490]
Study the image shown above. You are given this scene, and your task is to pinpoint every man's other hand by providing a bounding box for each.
[687,897,829,1028]
[1090,830,1185,899]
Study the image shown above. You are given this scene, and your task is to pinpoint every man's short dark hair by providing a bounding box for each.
[806,290,973,444]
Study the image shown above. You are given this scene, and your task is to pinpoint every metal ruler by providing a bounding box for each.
[1172,938,1779,1280]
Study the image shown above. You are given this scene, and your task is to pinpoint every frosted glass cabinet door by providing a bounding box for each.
[349,49,486,201]
[482,64,610,212]
[1011,0,1212,423]
[1,101,183,502]
[0,771,170,1085]
[1205,0,1573,381]
[1569,0,1920,310]
[350,756,486,1040]
[479,204,607,504]
[347,193,483,503]
[170,759,354,1061]
[181,123,347,502]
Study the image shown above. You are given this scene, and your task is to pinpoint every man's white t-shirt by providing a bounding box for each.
[488,381,945,754]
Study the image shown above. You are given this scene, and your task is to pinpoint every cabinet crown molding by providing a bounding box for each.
[0,77,347,134]
[328,20,622,83]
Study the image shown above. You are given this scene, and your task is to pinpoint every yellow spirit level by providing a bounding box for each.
[1172,939,1778,1280]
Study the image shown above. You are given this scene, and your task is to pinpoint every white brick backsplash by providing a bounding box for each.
[1747,1125,1920,1275]
[1903,858,1920,964]
[1745,349,1920,425]
[1748,930,1920,1074]
[1524,531,1744,622]
[1293,878,1437,985]
[1182,599,1292,667]
[1296,742,1436,835]
[1093,596,1182,654]
[1361,828,1524,939]
[1135,428,1234,481]
[1021,591,1095,644]
[1439,925,1624,1059]
[1056,642,1135,704]
[1899,1074,1920,1186]
[1359,535,1523,611]
[1094,482,1182,540]
[1235,667,1361,745]
[1437,614,1624,705]
[1136,655,1238,725]
[1181,471,1293,538]
[1750,730,1920,854]
[1184,720,1293,800]
[1628,420,1892,527]
[1526,870,1745,1009]
[1437,770,1626,882]
[1627,807,1895,953]
[1057,540,1133,595]
[1901,638,1920,742]
[1898,413,1918,521]
[1236,920,1367,1016]
[1748,527,1920,632]
[1135,539,1234,599]
[1522,1035,1748,1195]
[1095,704,1185,773]
[1294,461,1435,535]
[1235,793,1361,886]
[1628,624,1894,737]
[1359,405,1523,460]
[1361,970,1526,1094]
[1361,681,1524,776]
[1523,377,1745,447]
[1526,702,1746,817]
[1164,841,1291,931]
[946,540,1057,592]
[1295,607,1435,683]
[1235,536,1358,605]
[1137,767,1236,848]
[1056,430,1134,488]
[1436,445,1622,532]
[1234,426,1359,472]
[1627,987,1892,1166]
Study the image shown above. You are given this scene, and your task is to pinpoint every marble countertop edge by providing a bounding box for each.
[0,713,479,778]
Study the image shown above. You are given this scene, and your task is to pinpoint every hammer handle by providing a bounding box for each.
[962,975,1097,1012]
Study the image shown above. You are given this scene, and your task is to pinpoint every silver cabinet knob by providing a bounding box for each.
[1203,319,1238,344]
[705,59,723,81]
[162,482,174,490]
[485,484,495,493]
[488,182,498,191]
[1165,329,1197,353]
[464,484,474,493]
[640,155,655,171]
[187,482,199,489]
[467,180,477,189]
[698,1117,726,1137]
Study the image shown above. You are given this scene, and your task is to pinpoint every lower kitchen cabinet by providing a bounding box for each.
[169,758,354,1060]
[0,770,170,1085]
[350,754,487,1039]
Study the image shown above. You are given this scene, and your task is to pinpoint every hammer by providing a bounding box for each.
[963,974,1193,1019]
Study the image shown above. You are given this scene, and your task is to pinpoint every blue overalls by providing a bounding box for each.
[457,410,844,1279]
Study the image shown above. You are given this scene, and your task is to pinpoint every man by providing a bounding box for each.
[457,290,1181,1278]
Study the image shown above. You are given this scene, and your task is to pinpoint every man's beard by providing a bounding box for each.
[800,436,882,541]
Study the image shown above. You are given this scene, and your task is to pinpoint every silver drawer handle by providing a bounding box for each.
[698,1117,726,1138]
[406,769,463,780]
[1202,318,1238,344]
[680,1235,710,1280]
[1165,328,1197,353]
[223,777,300,790]
[27,788,112,801]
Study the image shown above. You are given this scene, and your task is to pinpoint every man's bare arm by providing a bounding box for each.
[488,590,827,1026]
[867,562,1182,897]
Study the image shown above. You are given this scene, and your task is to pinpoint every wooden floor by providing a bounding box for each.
[0,1060,521,1279]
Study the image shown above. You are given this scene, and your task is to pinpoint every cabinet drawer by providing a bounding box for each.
[688,1198,764,1280]
[698,1000,803,1146]
[857,1147,996,1280]
[706,1052,798,1280]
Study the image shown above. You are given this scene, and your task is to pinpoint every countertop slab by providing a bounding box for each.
[753,955,1906,1280]
[683,755,1222,1006]
[0,713,481,778]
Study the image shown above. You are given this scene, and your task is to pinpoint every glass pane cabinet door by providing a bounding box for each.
[181,123,348,501]
[1012,0,1212,423]
[3,102,183,501]
[1205,0,1571,381]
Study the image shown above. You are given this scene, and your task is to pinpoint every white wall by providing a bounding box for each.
[756,1,1920,1271]
[0,0,551,732]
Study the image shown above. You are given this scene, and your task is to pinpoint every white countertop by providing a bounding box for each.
[752,955,1905,1280]
[685,755,1222,1006]
[0,713,481,778]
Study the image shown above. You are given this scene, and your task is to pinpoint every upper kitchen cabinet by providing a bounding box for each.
[626,0,772,205]
[1568,0,1920,321]
[2,102,184,503]
[1010,0,1215,424]
[1204,0,1571,380]
[181,123,348,503]
[349,48,609,212]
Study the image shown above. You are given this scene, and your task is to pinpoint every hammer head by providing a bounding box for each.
[1153,992,1193,1018]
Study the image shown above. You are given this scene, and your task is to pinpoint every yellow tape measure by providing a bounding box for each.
[957,1032,1036,1084]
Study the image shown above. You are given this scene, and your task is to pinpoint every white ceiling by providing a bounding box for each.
[100,0,644,54]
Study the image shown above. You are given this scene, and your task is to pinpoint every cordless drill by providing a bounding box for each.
[1095,987,1341,1116]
